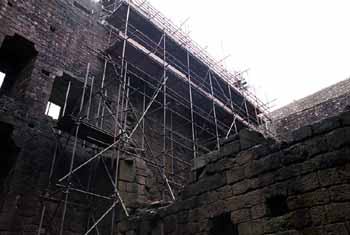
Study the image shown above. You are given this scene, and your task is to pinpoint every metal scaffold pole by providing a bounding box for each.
[186,49,197,159]
[162,32,167,181]
[34,0,271,234]
[37,141,58,235]
[208,70,221,151]
[62,80,71,116]
[225,84,238,138]
[87,76,94,120]
[111,2,131,233]
[96,58,108,126]
[59,63,90,235]
[56,76,168,235]
[244,98,250,124]
[142,84,146,150]
[170,112,174,174]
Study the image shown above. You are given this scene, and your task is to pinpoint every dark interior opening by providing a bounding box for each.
[0,122,20,208]
[0,34,38,97]
[266,194,289,217]
[48,72,90,119]
[209,212,238,235]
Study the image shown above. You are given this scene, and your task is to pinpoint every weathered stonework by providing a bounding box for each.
[272,78,350,140]
[117,111,350,235]
[1,0,350,234]
[0,0,180,234]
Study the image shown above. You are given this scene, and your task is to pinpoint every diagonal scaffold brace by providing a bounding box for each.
[58,74,169,234]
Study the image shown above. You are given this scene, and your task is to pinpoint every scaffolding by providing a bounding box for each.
[37,0,271,234]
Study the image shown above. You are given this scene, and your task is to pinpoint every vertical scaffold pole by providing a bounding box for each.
[123,73,130,130]
[37,142,58,235]
[62,80,71,116]
[87,76,94,120]
[112,3,130,233]
[120,2,131,80]
[225,84,238,139]
[227,85,238,133]
[96,59,108,126]
[162,32,167,180]
[100,90,107,128]
[141,85,146,150]
[59,63,90,235]
[244,98,250,124]
[110,72,123,235]
[186,49,197,159]
[170,112,174,174]
[208,71,220,151]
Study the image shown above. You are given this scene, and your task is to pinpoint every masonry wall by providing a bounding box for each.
[0,0,191,234]
[118,110,350,235]
[272,78,350,140]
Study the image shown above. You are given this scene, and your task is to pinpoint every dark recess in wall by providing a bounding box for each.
[0,34,38,97]
[266,194,289,217]
[0,121,20,208]
[209,212,238,235]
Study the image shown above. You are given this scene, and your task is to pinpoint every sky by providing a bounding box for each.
[146,0,350,110]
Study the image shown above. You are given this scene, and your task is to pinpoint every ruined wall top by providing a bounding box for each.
[116,110,350,234]
[271,78,350,140]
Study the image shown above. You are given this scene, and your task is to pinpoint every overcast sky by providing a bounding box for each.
[147,0,350,110]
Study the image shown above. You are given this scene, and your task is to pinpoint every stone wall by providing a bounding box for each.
[272,78,350,140]
[0,0,191,234]
[118,110,350,235]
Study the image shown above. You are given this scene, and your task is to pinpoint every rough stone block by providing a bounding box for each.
[232,179,251,195]
[310,206,327,226]
[250,172,275,189]
[339,111,350,126]
[206,158,235,175]
[288,172,320,195]
[244,151,282,178]
[251,203,267,219]
[313,148,349,171]
[230,208,250,224]
[312,116,341,135]
[281,143,310,166]
[238,220,264,235]
[219,140,240,157]
[325,223,349,235]
[181,173,226,199]
[275,165,300,182]
[217,185,233,199]
[239,129,266,150]
[300,227,325,235]
[329,184,350,202]
[235,150,255,166]
[191,155,210,171]
[225,196,246,211]
[318,165,350,187]
[326,127,350,150]
[325,202,350,223]
[292,125,313,142]
[287,188,329,210]
[226,167,245,184]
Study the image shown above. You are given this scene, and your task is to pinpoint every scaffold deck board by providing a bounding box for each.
[56,115,116,147]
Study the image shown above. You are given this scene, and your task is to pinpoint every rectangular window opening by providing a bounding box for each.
[48,72,90,119]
